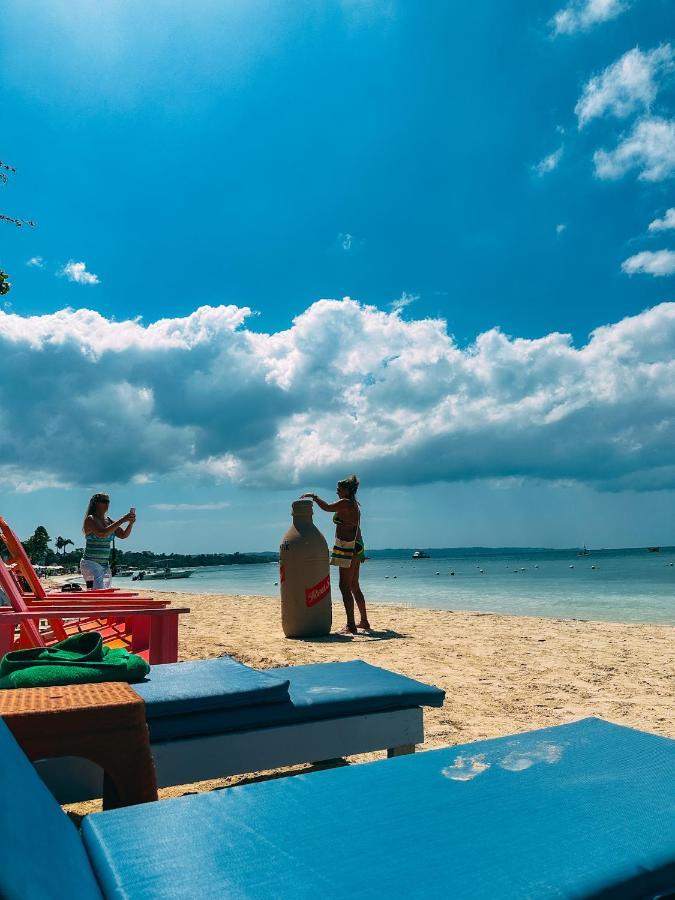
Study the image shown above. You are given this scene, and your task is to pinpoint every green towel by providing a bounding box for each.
[0,632,150,690]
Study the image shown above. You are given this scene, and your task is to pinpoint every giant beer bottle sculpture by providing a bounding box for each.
[280,499,331,637]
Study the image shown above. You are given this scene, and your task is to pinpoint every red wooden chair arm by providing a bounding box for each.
[0,607,189,619]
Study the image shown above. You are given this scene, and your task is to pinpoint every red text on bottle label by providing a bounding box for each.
[305,575,330,607]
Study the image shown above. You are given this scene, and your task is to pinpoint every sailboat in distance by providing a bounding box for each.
[578,544,591,557]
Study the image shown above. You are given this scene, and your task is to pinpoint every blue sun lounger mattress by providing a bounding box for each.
[134,657,445,742]
[82,717,675,899]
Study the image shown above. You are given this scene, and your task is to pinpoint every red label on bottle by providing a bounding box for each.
[305,575,330,607]
[280,564,285,584]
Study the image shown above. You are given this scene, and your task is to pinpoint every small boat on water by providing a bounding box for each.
[133,567,194,581]
[578,545,591,557]
[412,549,431,559]
[647,546,660,553]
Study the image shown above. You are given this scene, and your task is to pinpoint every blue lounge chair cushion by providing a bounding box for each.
[0,719,103,900]
[83,718,675,899]
[143,660,445,742]
[134,655,290,718]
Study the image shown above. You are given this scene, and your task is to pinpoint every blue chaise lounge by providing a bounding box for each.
[35,655,445,802]
[3,717,674,898]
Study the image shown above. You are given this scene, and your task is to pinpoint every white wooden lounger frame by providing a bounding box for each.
[35,707,423,804]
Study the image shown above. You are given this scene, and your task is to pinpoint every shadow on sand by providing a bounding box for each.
[300,628,408,644]
[205,757,352,793]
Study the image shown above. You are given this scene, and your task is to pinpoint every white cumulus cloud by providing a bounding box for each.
[594,117,675,181]
[575,45,674,128]
[26,256,46,269]
[649,208,675,232]
[552,0,631,35]
[534,147,563,176]
[621,250,675,276]
[59,260,100,285]
[2,298,675,494]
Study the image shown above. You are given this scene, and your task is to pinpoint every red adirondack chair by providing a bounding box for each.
[0,516,140,601]
[0,514,179,613]
[0,606,188,664]
[0,559,189,662]
[0,516,188,661]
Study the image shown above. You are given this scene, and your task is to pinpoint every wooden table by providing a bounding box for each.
[0,681,157,809]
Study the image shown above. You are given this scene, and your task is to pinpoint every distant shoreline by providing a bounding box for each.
[111,545,675,564]
[48,546,674,570]
[368,545,675,556]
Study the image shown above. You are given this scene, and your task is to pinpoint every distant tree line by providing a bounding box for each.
[112,549,278,568]
[0,525,277,567]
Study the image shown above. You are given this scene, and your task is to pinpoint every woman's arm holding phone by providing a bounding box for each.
[115,509,136,539]
[84,513,131,537]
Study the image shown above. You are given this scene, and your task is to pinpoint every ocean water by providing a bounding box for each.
[128,547,675,625]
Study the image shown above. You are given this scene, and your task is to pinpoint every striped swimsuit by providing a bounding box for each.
[81,518,114,589]
[84,523,113,564]
[331,504,365,567]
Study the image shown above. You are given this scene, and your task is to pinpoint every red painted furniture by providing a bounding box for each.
[0,517,186,659]
[0,559,184,654]
[0,516,140,600]
[0,607,187,665]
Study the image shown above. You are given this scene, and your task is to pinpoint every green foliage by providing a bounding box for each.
[1,159,36,298]
[23,525,51,563]
[114,549,278,568]
[50,546,278,568]
[19,524,278,568]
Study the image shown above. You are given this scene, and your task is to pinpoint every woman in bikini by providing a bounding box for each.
[302,475,370,635]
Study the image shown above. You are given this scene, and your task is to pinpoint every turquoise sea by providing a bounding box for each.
[132,547,675,626]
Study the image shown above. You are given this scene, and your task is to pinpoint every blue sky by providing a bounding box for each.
[1,0,674,552]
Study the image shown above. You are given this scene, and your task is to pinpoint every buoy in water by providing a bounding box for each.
[450,571,455,576]
[569,565,574,569]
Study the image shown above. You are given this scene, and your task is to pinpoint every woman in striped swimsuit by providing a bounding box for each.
[80,492,136,589]
[302,475,370,635]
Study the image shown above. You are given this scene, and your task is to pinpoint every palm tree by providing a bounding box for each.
[55,536,74,558]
